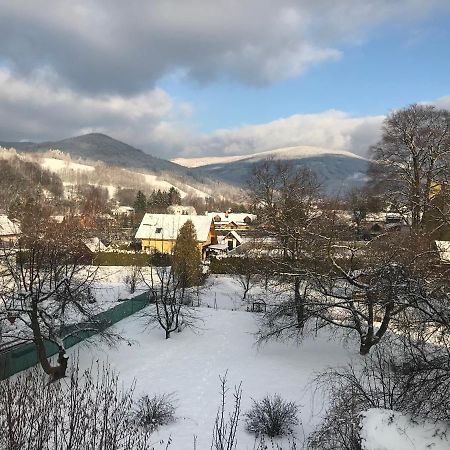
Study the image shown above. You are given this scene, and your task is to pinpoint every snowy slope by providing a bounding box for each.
[182,145,369,195]
[40,157,95,173]
[172,145,365,168]
[37,156,211,199]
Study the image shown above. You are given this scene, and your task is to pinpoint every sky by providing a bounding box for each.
[0,0,449,159]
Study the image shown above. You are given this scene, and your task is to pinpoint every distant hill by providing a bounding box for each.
[174,145,369,194]
[0,133,243,200]
[0,133,186,175]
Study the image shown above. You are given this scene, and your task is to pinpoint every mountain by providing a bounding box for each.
[173,145,369,194]
[0,133,186,175]
[0,133,244,200]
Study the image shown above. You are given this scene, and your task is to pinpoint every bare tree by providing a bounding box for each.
[0,213,116,382]
[142,221,203,339]
[248,160,324,329]
[369,104,450,233]
[143,265,200,339]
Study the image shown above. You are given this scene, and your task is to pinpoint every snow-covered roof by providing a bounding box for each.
[436,241,450,263]
[207,212,257,223]
[83,237,107,253]
[225,230,243,243]
[50,215,65,223]
[0,215,20,237]
[208,243,228,251]
[135,214,212,242]
[114,206,135,213]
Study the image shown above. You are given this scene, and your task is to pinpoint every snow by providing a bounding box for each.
[40,157,95,173]
[140,173,210,199]
[141,173,181,192]
[63,274,354,449]
[135,213,213,242]
[13,273,448,449]
[361,409,449,450]
[0,214,20,237]
[435,240,450,263]
[172,145,366,168]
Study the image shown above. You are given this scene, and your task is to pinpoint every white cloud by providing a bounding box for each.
[185,111,385,157]
[433,94,450,110]
[0,69,192,154]
[0,69,448,161]
[0,0,448,92]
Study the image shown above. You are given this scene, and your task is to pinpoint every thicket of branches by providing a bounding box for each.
[0,361,153,450]
[0,208,118,382]
[244,104,450,447]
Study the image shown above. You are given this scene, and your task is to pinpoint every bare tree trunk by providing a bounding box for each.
[31,303,68,382]
[294,277,304,331]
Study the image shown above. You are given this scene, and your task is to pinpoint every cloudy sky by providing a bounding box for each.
[0,0,449,158]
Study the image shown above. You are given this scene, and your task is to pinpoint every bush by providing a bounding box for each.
[244,394,299,437]
[133,393,176,431]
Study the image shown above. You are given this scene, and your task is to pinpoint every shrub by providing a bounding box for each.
[244,394,299,437]
[133,393,176,431]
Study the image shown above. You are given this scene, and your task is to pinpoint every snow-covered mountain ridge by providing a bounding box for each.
[172,145,366,168]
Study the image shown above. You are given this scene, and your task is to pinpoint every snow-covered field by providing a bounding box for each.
[73,306,353,449]
[34,275,450,449]
[65,274,354,449]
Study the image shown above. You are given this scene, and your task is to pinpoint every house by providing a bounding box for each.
[435,241,450,264]
[83,237,107,253]
[0,214,20,248]
[221,230,243,251]
[135,214,216,258]
[207,231,243,257]
[113,206,135,217]
[207,212,257,230]
[167,205,197,216]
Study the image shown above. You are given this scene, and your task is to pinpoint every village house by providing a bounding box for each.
[207,230,244,256]
[0,214,20,248]
[113,205,135,217]
[207,211,257,230]
[167,204,197,216]
[135,213,216,258]
[435,240,450,264]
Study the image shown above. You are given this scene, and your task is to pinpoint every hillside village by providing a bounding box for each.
[2,3,450,450]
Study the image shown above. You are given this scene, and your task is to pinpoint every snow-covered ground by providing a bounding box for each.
[41,157,95,173]
[0,266,151,348]
[18,274,450,449]
[72,306,354,449]
[361,409,449,450]
[61,274,353,448]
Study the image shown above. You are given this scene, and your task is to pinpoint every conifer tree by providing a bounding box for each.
[172,220,202,289]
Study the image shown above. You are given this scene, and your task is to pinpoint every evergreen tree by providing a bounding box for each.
[172,220,202,289]
[168,187,182,206]
[133,190,147,213]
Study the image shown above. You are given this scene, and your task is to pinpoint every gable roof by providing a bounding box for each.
[83,237,107,253]
[207,212,257,223]
[436,240,450,263]
[0,215,20,237]
[135,214,212,242]
[225,230,243,243]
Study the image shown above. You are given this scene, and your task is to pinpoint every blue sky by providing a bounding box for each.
[161,12,450,133]
[0,1,449,158]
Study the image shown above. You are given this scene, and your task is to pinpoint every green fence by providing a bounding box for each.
[0,291,150,380]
